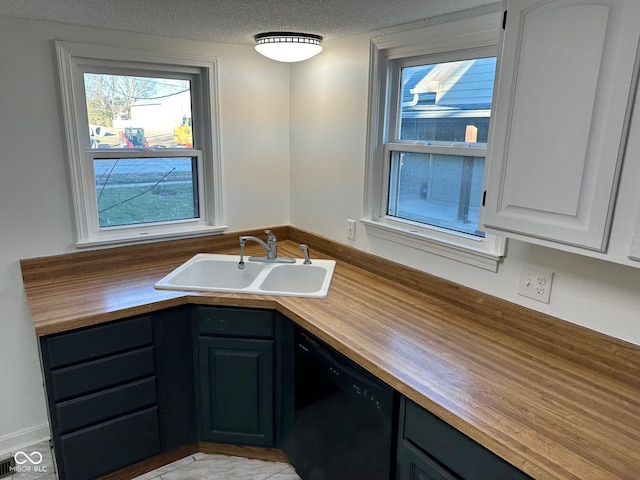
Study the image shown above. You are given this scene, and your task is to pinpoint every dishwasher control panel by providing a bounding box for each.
[352,383,383,410]
[295,328,395,414]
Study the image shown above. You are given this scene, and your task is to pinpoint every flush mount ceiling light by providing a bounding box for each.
[254,32,323,62]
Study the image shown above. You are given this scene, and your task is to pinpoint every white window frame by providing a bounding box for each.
[56,41,225,247]
[363,8,506,271]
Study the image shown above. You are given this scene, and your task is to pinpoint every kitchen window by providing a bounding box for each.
[363,9,506,271]
[56,41,224,246]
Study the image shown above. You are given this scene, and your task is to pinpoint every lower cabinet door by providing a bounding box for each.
[398,441,457,480]
[198,336,274,446]
[59,407,161,480]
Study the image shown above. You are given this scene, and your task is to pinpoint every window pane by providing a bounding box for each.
[84,73,193,149]
[94,157,198,227]
[388,151,485,237]
[399,57,496,143]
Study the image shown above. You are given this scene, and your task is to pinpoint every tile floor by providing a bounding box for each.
[5,440,56,480]
[4,440,301,480]
[132,453,301,480]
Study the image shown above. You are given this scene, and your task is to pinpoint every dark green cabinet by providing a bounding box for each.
[40,315,161,480]
[40,307,195,480]
[153,307,196,452]
[58,407,161,480]
[40,305,286,480]
[198,337,274,445]
[397,398,532,480]
[398,441,457,480]
[276,312,295,461]
[195,306,280,447]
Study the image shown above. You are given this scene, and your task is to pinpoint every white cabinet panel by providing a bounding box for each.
[630,210,640,261]
[483,0,640,251]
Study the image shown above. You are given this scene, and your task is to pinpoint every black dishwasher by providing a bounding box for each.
[294,328,397,480]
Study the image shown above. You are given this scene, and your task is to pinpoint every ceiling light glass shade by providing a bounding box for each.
[255,32,323,62]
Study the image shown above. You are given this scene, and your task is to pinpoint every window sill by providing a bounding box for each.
[361,219,504,272]
[76,224,228,249]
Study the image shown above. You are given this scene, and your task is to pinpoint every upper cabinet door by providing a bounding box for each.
[482,0,640,251]
[629,208,640,261]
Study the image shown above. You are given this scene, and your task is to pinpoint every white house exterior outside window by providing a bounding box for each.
[56,41,224,247]
[363,9,506,271]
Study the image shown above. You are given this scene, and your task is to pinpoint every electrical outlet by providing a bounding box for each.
[517,266,553,304]
[347,219,356,240]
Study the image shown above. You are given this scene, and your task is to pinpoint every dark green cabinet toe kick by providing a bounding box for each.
[38,306,532,480]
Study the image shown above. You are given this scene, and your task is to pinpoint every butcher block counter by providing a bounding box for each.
[20,226,640,480]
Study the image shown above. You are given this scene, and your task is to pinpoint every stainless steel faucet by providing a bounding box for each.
[238,230,295,269]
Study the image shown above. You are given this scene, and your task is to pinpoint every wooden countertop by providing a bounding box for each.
[20,227,640,480]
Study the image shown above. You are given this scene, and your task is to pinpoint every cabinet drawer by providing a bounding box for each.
[46,316,152,368]
[196,307,274,338]
[51,346,155,401]
[59,407,161,480]
[55,377,157,433]
[404,399,531,480]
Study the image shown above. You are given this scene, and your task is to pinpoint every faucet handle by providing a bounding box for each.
[298,244,312,265]
[265,229,276,245]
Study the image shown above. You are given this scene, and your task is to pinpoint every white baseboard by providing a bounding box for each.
[0,424,50,458]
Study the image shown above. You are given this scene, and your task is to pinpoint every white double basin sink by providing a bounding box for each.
[154,253,336,298]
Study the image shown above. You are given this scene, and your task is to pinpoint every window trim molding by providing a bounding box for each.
[362,219,506,272]
[363,8,505,271]
[55,41,225,247]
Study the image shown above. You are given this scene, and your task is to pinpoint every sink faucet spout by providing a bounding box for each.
[239,235,272,257]
[238,230,295,268]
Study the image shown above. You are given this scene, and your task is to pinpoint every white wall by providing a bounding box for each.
[0,15,290,452]
[289,33,640,347]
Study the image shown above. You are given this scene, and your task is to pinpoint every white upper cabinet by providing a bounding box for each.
[630,215,640,262]
[482,0,640,252]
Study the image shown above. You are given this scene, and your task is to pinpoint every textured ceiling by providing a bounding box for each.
[0,0,495,45]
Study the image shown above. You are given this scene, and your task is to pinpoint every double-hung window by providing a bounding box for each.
[56,42,224,246]
[363,10,506,271]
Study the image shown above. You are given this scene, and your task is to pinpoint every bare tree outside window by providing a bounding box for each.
[85,74,158,127]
